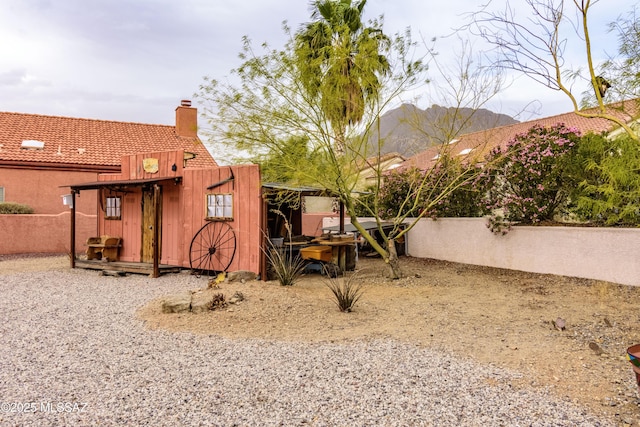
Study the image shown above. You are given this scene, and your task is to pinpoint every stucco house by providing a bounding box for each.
[355,152,405,191]
[402,99,639,170]
[0,100,216,255]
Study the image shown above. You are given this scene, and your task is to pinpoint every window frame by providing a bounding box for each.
[104,195,122,220]
[0,186,4,203]
[205,193,233,220]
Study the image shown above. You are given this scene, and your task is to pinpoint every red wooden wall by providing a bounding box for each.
[94,150,262,273]
[182,164,262,273]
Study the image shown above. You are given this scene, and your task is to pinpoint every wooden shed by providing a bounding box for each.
[68,149,262,277]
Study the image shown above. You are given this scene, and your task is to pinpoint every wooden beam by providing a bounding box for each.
[152,184,160,278]
[260,196,268,281]
[70,190,76,269]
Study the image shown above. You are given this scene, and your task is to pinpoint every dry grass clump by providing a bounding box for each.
[324,271,365,312]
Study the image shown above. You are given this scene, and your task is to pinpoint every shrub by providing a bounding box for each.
[376,167,425,218]
[0,202,34,214]
[481,123,582,225]
[567,133,640,226]
[208,293,227,310]
[325,271,365,312]
[262,211,306,286]
[264,244,307,286]
[421,156,488,218]
[363,158,487,220]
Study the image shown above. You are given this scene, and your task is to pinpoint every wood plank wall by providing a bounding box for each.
[182,165,262,273]
[98,173,140,262]
[95,150,262,273]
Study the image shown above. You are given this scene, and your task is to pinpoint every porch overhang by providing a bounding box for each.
[66,176,182,192]
[63,176,181,278]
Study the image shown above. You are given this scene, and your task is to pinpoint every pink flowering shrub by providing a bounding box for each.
[356,124,638,228]
[481,123,582,225]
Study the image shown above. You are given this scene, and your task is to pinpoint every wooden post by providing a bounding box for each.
[152,184,160,278]
[260,196,268,281]
[70,190,76,269]
[339,200,345,234]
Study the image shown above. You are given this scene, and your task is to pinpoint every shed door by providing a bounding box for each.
[141,186,162,263]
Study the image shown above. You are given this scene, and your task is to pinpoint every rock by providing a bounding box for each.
[553,317,566,331]
[190,290,213,314]
[161,292,192,313]
[589,341,606,356]
[227,270,257,283]
[100,270,127,277]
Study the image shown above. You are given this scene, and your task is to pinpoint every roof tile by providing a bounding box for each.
[404,99,639,170]
[0,112,217,168]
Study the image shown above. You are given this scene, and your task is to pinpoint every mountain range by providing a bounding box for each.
[367,104,519,157]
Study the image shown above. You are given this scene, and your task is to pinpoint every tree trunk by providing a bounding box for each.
[386,238,402,279]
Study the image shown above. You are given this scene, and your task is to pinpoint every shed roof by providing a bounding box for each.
[69,176,183,191]
[262,182,330,195]
[0,111,217,169]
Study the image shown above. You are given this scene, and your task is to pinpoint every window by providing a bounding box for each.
[105,196,121,220]
[0,186,4,203]
[206,194,233,219]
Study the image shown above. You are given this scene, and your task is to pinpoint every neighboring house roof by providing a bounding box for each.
[0,107,217,170]
[355,152,406,190]
[403,99,639,170]
[357,152,406,172]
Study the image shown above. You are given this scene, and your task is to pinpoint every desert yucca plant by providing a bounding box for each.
[263,210,306,286]
[264,241,307,286]
[325,271,365,312]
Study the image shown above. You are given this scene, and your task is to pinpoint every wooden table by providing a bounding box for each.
[318,240,356,272]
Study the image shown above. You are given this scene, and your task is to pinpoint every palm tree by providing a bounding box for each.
[295,0,390,154]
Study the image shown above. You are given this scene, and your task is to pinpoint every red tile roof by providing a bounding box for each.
[404,99,639,170]
[0,111,217,169]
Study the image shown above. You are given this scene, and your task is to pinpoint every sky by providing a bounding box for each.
[0,0,637,132]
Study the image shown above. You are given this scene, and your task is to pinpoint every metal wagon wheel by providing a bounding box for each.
[189,221,237,276]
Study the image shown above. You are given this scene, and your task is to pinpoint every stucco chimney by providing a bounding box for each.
[175,100,197,138]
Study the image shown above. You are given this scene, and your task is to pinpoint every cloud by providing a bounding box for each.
[0,69,28,87]
[0,69,51,88]
[0,0,637,126]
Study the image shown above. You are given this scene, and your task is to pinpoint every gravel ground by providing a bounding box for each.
[0,268,617,426]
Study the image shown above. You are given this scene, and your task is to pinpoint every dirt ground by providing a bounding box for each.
[3,254,640,424]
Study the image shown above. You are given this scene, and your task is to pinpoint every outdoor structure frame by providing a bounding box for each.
[67,149,262,278]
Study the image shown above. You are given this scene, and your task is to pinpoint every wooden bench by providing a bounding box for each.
[86,236,122,261]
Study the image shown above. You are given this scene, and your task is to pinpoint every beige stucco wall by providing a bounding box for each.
[406,217,640,287]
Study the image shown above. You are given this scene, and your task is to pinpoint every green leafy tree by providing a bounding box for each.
[362,157,487,219]
[295,0,390,154]
[568,132,640,225]
[198,3,501,278]
[258,135,320,184]
[470,0,639,141]
[199,4,426,278]
[583,6,640,111]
